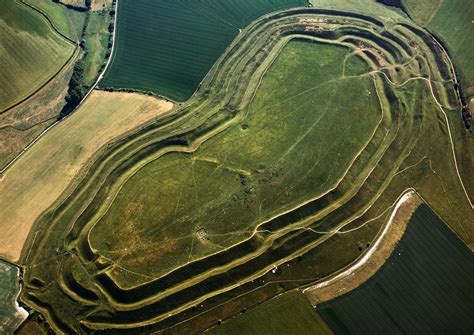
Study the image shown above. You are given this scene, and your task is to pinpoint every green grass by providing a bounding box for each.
[310,0,408,21]
[82,10,112,86]
[100,0,308,101]
[401,0,441,26]
[0,0,75,112]
[0,261,25,334]
[24,0,86,42]
[17,8,473,334]
[427,0,474,95]
[90,40,381,285]
[318,204,474,334]
[207,290,332,334]
[402,0,474,95]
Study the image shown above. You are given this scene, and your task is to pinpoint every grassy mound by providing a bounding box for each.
[18,7,472,334]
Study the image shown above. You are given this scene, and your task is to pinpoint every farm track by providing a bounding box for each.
[19,7,469,334]
[0,0,117,175]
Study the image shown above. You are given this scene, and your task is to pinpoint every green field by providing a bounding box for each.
[402,0,474,95]
[318,204,474,334]
[0,0,75,112]
[82,9,113,86]
[207,290,332,334]
[16,6,473,334]
[100,0,308,101]
[401,0,440,26]
[90,40,381,284]
[427,0,474,95]
[0,261,26,334]
[24,0,86,42]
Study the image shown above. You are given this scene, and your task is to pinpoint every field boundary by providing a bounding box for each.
[0,0,119,175]
[0,1,78,116]
[15,6,473,333]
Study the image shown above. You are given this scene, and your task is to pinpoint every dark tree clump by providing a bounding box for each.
[59,60,86,119]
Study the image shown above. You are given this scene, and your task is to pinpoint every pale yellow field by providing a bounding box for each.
[0,90,173,263]
[90,0,113,11]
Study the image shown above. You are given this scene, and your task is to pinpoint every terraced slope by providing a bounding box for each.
[0,0,75,112]
[100,0,308,101]
[20,8,472,334]
[90,40,381,285]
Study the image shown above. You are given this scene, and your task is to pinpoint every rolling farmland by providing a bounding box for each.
[24,0,87,42]
[100,0,308,101]
[0,91,173,263]
[0,0,75,112]
[17,6,473,333]
[0,0,471,333]
[317,204,474,334]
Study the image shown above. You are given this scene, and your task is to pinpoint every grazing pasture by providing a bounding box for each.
[317,204,474,334]
[82,10,113,86]
[427,0,474,95]
[91,40,381,283]
[17,7,473,334]
[402,0,474,95]
[207,290,332,334]
[401,0,441,26]
[0,91,173,263]
[24,0,86,42]
[100,0,308,101]
[0,0,75,112]
[0,261,27,334]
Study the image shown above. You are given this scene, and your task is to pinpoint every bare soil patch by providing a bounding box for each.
[90,0,113,11]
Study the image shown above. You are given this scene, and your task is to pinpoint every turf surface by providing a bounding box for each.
[91,40,381,284]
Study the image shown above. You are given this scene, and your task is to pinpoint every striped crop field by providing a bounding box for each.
[0,0,75,112]
[317,204,474,334]
[100,0,308,101]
